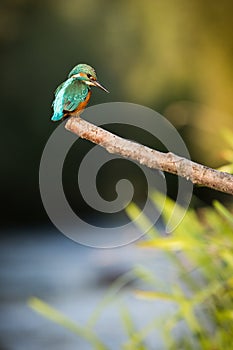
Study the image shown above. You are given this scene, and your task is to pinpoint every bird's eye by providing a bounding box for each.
[87,73,95,80]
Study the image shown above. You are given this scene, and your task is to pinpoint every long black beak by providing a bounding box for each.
[93,80,109,93]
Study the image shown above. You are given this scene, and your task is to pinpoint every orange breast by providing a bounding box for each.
[62,90,92,120]
[75,90,92,115]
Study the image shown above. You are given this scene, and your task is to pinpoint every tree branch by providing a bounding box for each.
[65,116,233,195]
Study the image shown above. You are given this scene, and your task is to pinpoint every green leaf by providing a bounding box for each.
[28,297,109,350]
[134,290,174,301]
[139,237,193,251]
[125,202,160,238]
[213,200,233,226]
[120,304,136,337]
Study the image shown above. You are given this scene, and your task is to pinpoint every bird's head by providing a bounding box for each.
[68,63,109,93]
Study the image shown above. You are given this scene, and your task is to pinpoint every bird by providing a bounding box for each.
[51,63,109,121]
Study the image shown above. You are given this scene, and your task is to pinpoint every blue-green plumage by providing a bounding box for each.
[51,63,109,122]
[51,77,89,121]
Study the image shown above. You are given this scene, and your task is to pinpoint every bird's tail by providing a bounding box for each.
[51,112,63,122]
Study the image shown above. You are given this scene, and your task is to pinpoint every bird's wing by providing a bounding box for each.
[62,80,89,112]
[52,79,88,120]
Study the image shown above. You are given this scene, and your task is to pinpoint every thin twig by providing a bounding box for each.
[65,116,233,195]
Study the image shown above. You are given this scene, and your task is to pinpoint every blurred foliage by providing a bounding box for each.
[29,191,233,349]
[1,0,233,225]
[28,297,108,350]
[126,193,233,349]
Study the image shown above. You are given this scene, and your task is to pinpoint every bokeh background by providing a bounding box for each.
[1,1,233,349]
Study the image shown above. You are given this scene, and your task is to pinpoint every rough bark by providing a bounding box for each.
[65,117,233,195]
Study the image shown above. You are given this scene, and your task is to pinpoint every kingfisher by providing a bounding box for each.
[51,63,109,121]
